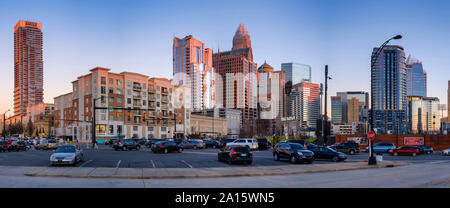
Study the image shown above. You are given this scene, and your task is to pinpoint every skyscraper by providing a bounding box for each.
[213,24,258,121]
[331,96,343,124]
[347,97,359,124]
[371,45,407,134]
[14,20,44,116]
[334,91,369,124]
[281,63,311,85]
[290,82,320,128]
[257,61,285,119]
[173,35,215,111]
[406,55,427,97]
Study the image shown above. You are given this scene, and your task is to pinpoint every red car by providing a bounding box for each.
[389,146,420,156]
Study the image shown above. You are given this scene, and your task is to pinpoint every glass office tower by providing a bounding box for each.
[281,63,311,85]
[406,55,427,97]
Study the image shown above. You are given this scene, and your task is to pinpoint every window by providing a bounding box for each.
[117,80,122,86]
[127,81,132,87]
[117,125,123,134]
[127,89,131,95]
[133,126,138,131]
[109,97,114,103]
[109,125,114,134]
[109,87,114,94]
[148,127,153,131]
[101,77,106,85]
[117,98,122,104]
[109,115,114,121]
[116,88,122,94]
[109,78,113,84]
[127,98,131,104]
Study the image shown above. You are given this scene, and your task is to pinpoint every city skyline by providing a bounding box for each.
[0,0,449,117]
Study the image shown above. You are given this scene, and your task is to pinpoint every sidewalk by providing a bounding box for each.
[19,161,408,179]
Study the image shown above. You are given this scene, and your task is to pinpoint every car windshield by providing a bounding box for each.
[56,146,76,153]
[326,147,337,152]
[232,147,250,152]
[48,140,56,143]
[290,143,307,150]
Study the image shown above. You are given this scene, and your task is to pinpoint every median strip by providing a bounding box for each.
[21,161,408,179]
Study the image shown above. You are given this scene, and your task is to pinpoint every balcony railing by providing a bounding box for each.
[133,85,142,91]
[161,106,169,110]
[148,96,156,101]
[161,98,169,103]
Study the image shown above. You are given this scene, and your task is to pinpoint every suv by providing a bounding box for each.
[146,138,165,148]
[113,139,141,151]
[8,141,28,151]
[367,142,396,153]
[0,141,8,152]
[151,141,182,153]
[332,142,360,155]
[257,138,272,150]
[218,146,253,165]
[273,142,314,164]
[226,138,258,150]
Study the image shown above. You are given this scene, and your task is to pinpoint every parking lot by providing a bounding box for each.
[1,144,449,168]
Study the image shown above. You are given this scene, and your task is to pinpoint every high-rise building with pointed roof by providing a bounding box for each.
[213,24,258,122]
[406,54,427,97]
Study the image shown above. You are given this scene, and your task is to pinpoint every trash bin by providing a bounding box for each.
[376,153,383,162]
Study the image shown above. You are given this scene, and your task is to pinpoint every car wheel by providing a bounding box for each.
[212,145,216,149]
[290,156,297,164]
[164,148,168,154]
[136,146,140,151]
[274,153,280,161]
[228,158,233,165]
[349,150,355,155]
[412,152,416,157]
[178,148,183,153]
[247,161,253,165]
[122,146,127,151]
[332,156,339,162]
[394,152,398,156]
[193,146,197,150]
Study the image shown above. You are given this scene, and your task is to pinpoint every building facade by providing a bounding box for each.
[173,35,215,111]
[335,91,369,124]
[347,97,359,124]
[290,82,320,129]
[212,24,258,122]
[191,107,241,138]
[331,96,343,124]
[24,102,55,136]
[14,20,44,116]
[371,45,407,134]
[257,61,285,119]
[281,63,311,85]
[190,114,227,137]
[54,67,190,143]
[406,55,427,97]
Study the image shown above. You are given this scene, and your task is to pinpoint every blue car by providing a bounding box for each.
[366,142,396,153]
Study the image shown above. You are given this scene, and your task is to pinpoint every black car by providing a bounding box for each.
[257,138,272,150]
[332,142,360,155]
[415,145,433,154]
[174,139,187,145]
[218,139,236,148]
[151,141,182,153]
[136,138,148,146]
[113,139,141,151]
[146,138,165,148]
[105,139,118,145]
[309,146,347,162]
[273,142,314,164]
[8,141,28,152]
[0,141,8,152]
[218,146,253,165]
[205,140,219,149]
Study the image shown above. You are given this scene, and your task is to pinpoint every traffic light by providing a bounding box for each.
[116,112,120,119]
[144,112,148,121]
[129,111,133,119]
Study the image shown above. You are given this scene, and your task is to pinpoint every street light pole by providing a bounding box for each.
[369,35,402,165]
[2,109,10,137]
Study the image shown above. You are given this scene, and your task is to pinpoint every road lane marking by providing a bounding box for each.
[150,160,156,168]
[429,161,449,164]
[183,151,217,155]
[116,160,122,168]
[180,160,193,168]
[79,160,92,167]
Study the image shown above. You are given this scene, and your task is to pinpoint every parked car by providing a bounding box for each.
[226,138,258,150]
[8,141,28,151]
[181,140,204,149]
[50,145,84,166]
[113,139,141,151]
[136,138,148,146]
[366,142,396,153]
[205,140,219,149]
[415,145,433,154]
[151,141,182,153]
[35,139,57,150]
[273,142,314,164]
[332,142,360,155]
[442,148,450,156]
[257,138,272,150]
[0,141,8,152]
[218,139,236,148]
[309,146,347,162]
[389,146,420,156]
[46,140,59,150]
[218,146,253,165]
[146,138,165,148]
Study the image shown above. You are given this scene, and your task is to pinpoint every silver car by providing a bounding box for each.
[442,148,450,156]
[50,145,84,166]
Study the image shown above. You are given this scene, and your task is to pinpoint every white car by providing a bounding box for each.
[226,138,258,150]
[442,148,450,156]
[50,145,84,166]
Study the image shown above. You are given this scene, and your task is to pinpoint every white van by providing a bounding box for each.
[226,138,258,150]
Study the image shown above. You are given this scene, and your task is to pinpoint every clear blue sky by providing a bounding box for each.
[0,0,449,117]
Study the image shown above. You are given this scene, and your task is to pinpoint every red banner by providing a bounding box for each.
[404,137,424,145]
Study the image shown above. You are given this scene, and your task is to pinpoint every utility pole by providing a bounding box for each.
[323,65,331,145]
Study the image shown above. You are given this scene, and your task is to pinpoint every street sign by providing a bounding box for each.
[368,131,375,141]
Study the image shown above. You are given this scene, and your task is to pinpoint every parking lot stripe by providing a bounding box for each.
[180,160,193,168]
[79,160,92,167]
[150,160,156,168]
[116,160,121,168]
[183,151,216,155]
[429,161,449,164]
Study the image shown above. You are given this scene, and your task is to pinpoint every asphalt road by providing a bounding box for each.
[0,145,449,168]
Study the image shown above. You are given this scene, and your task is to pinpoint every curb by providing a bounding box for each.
[23,161,409,179]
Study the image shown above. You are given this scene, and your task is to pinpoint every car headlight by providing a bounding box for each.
[297,151,303,156]
[50,156,55,160]
[66,156,74,160]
